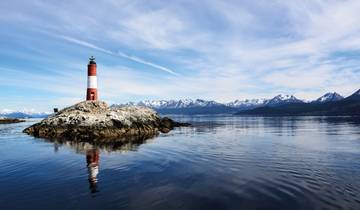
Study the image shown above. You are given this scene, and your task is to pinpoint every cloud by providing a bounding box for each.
[116,51,179,76]
[59,35,178,75]
[263,65,333,89]
[60,35,112,54]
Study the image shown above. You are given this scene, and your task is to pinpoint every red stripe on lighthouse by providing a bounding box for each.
[88,64,96,76]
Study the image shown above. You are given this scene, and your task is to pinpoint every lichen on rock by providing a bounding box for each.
[23,101,190,141]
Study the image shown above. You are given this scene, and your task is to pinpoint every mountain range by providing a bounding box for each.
[236,90,360,116]
[113,99,234,114]
[0,110,50,119]
[113,91,349,115]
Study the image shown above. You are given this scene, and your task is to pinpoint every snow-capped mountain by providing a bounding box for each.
[226,99,267,109]
[265,95,304,106]
[137,100,174,109]
[113,95,306,114]
[0,109,51,118]
[112,99,232,114]
[346,89,360,101]
[112,90,359,115]
[126,99,225,109]
[354,89,360,95]
[313,92,344,103]
[118,96,305,111]
[226,95,304,108]
[237,89,360,116]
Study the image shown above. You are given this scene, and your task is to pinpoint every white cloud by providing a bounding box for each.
[114,9,185,49]
[263,65,333,89]
[59,35,178,75]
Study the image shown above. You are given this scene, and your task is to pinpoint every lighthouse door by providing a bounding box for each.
[91,92,95,100]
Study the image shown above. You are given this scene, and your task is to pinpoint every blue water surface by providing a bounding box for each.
[1,116,360,210]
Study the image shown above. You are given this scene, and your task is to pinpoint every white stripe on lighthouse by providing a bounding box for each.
[87,76,97,88]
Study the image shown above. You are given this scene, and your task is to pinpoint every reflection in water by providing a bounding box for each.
[43,133,158,153]
[42,135,158,194]
[178,116,360,137]
[86,148,100,194]
[54,142,60,153]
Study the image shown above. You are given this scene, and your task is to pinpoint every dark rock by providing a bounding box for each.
[0,118,25,124]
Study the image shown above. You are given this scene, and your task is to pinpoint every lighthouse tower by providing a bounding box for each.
[86,56,98,101]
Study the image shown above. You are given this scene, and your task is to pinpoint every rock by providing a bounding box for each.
[0,118,25,124]
[23,101,190,141]
[159,117,191,133]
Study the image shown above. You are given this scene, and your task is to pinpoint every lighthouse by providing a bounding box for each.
[86,56,98,101]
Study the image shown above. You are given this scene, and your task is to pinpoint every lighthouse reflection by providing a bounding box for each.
[45,134,157,194]
[86,148,100,194]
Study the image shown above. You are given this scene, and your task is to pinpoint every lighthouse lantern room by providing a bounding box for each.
[86,56,98,101]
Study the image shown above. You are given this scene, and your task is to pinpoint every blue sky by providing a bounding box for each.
[1,0,360,112]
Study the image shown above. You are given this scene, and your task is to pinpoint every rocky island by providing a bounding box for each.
[23,101,190,142]
[0,117,25,124]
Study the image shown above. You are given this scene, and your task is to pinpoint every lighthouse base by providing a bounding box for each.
[86,88,98,101]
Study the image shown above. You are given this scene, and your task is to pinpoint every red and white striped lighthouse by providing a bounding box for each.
[86,56,98,101]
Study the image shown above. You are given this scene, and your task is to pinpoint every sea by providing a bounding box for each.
[1,115,360,210]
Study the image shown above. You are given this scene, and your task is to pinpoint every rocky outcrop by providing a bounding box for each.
[0,118,25,124]
[23,101,190,141]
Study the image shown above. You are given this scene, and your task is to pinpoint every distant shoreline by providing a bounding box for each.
[0,118,26,124]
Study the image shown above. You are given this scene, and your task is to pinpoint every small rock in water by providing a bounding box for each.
[0,118,25,124]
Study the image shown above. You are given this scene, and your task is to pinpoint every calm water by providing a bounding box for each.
[1,116,360,210]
